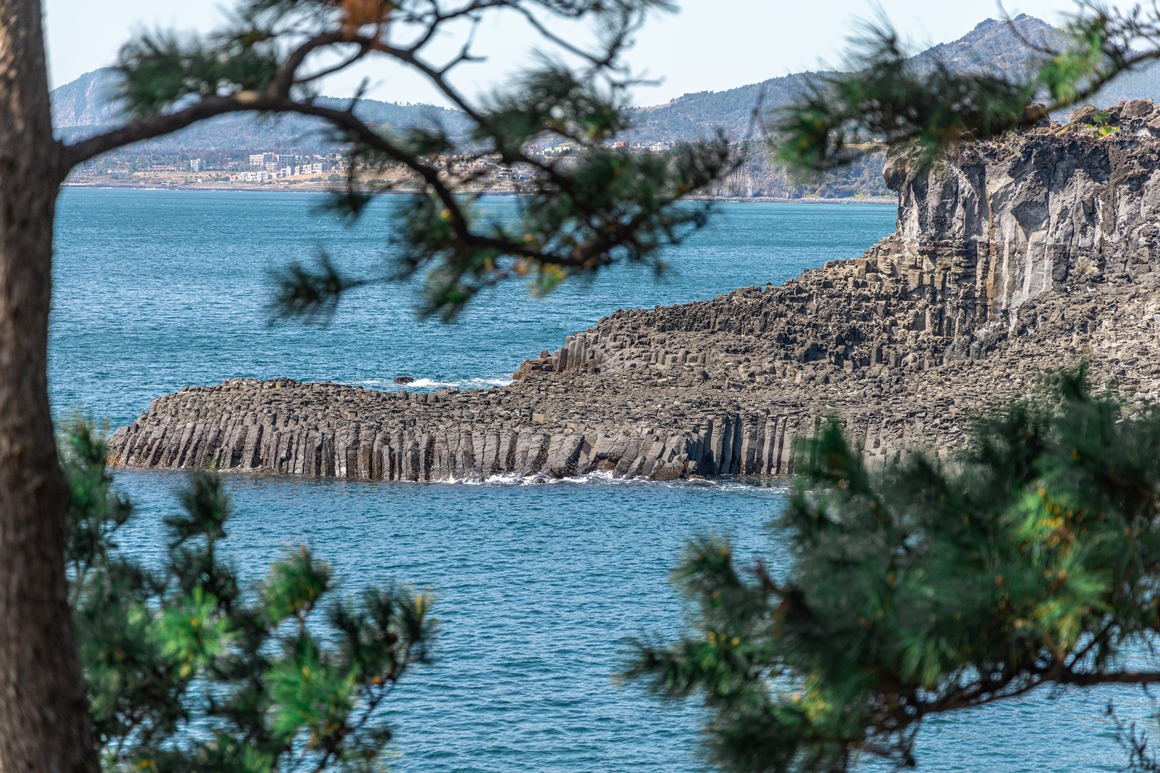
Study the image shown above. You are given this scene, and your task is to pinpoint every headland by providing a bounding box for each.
[109,100,1160,481]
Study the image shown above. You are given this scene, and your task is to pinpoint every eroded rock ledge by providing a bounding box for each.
[109,100,1160,480]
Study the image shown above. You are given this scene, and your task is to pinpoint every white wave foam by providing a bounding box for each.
[409,377,513,390]
[464,470,624,486]
[435,470,789,492]
[355,376,514,391]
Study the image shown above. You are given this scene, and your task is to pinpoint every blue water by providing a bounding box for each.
[51,189,897,426]
[50,189,1158,771]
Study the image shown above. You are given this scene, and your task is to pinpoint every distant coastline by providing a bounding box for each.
[61,180,896,204]
[692,195,895,205]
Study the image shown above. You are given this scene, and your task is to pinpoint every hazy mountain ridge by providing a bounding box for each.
[52,69,126,127]
[53,16,1160,198]
[54,16,1160,150]
[913,14,1057,75]
[620,71,820,145]
[621,15,1084,144]
[53,69,473,150]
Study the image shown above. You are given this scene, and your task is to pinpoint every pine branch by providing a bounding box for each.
[630,369,1160,772]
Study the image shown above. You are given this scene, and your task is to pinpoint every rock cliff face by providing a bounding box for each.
[109,101,1160,480]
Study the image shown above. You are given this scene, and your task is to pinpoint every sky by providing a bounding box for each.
[43,0,1074,107]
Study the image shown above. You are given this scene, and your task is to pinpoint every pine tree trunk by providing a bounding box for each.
[0,1,97,771]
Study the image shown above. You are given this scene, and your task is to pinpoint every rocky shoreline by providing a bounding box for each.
[109,100,1160,481]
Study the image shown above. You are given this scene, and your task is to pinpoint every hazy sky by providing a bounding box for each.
[43,0,1073,106]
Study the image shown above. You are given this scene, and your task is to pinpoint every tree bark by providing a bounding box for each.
[0,1,97,771]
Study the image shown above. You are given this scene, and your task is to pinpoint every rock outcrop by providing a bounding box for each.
[109,101,1160,480]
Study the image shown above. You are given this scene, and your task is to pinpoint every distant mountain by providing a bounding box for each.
[52,17,1160,152]
[52,16,1160,199]
[912,14,1057,76]
[52,69,473,151]
[622,71,820,145]
[621,15,1160,143]
[52,69,126,128]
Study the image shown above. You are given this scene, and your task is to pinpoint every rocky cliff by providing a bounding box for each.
[108,101,1160,480]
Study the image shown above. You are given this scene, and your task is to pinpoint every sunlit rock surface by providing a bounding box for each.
[109,101,1160,480]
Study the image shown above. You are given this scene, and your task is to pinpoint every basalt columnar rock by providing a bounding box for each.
[110,100,1160,481]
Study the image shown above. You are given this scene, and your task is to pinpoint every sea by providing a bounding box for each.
[50,187,1155,772]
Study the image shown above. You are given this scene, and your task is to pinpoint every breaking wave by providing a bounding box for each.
[436,470,789,492]
[355,376,514,391]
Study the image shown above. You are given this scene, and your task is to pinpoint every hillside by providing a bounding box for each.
[53,69,473,150]
[53,15,1160,198]
[620,15,1160,143]
[621,71,821,145]
[51,15,1088,150]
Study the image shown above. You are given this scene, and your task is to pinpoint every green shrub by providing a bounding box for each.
[632,369,1160,772]
[63,419,434,772]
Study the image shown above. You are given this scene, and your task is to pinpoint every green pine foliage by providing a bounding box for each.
[62,418,433,772]
[630,369,1160,772]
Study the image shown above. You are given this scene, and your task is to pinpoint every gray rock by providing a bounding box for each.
[108,102,1160,480]
[1071,105,1099,125]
